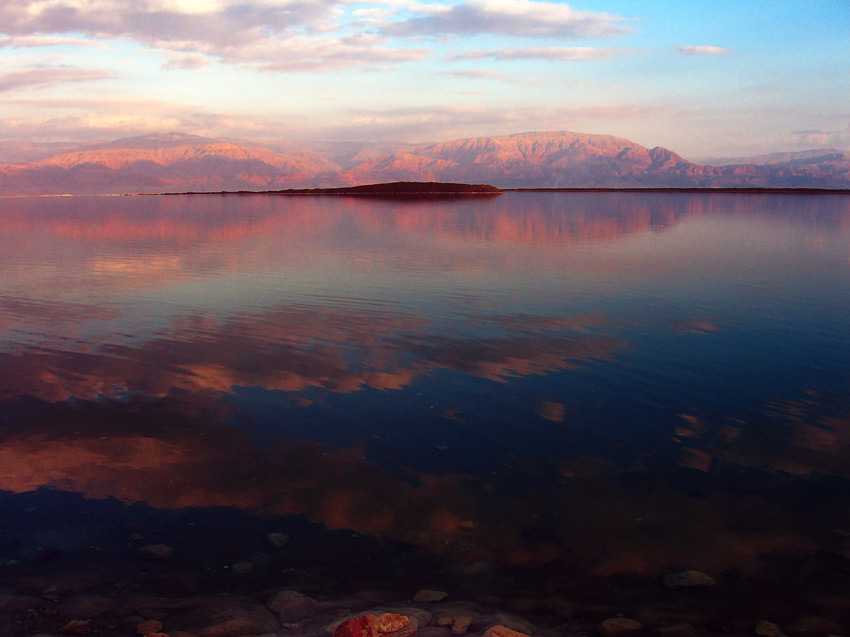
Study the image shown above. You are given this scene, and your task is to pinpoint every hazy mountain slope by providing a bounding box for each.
[0,133,342,195]
[699,149,847,166]
[341,131,718,188]
[0,131,847,194]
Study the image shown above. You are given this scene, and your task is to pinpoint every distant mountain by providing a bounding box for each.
[0,131,847,195]
[0,133,342,195]
[340,131,713,188]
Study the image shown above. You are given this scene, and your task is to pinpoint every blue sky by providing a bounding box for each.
[0,0,847,158]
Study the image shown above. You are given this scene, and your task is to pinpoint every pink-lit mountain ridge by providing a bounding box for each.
[0,131,847,195]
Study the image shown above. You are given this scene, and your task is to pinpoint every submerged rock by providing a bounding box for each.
[166,594,279,636]
[268,532,290,548]
[451,616,473,635]
[413,590,449,603]
[482,626,530,637]
[334,612,416,637]
[137,544,175,560]
[657,623,698,637]
[755,620,784,637]
[599,617,644,636]
[267,589,319,622]
[662,570,715,589]
[136,618,164,634]
[57,619,93,635]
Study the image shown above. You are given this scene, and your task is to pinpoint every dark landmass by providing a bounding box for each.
[506,187,850,194]
[172,181,504,197]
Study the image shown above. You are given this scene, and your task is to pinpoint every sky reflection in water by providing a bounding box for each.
[1,192,849,580]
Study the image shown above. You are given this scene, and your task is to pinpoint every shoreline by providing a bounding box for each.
[160,184,850,197]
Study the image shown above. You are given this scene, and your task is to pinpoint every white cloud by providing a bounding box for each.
[676,45,733,56]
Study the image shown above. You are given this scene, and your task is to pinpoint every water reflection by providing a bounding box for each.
[1,192,849,586]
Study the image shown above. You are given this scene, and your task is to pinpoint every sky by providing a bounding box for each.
[0,0,848,159]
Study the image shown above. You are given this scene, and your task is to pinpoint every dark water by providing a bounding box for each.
[1,192,849,634]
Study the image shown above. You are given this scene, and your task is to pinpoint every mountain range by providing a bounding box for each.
[1,131,848,195]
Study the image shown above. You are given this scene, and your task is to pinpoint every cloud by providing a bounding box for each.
[0,67,111,92]
[440,69,512,80]
[252,36,430,72]
[382,0,635,38]
[0,35,106,48]
[324,102,670,142]
[676,45,733,56]
[784,129,848,149]
[451,46,636,61]
[0,0,408,71]
[161,52,213,69]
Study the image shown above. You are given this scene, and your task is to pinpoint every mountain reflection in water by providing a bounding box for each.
[1,192,849,632]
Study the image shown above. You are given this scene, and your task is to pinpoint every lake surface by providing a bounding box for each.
[1,191,849,635]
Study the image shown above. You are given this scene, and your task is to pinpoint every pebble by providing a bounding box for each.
[334,613,416,637]
[662,570,715,589]
[599,617,645,637]
[451,616,473,635]
[657,623,698,637]
[755,620,784,637]
[57,619,93,636]
[137,544,175,560]
[267,589,320,622]
[137,618,164,634]
[413,590,449,603]
[482,626,530,637]
[268,532,290,548]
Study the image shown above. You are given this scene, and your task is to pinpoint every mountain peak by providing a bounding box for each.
[1,130,847,194]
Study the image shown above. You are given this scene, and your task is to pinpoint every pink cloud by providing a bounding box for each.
[0,67,111,92]
[383,0,635,38]
[451,46,638,61]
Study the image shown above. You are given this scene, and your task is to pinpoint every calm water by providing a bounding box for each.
[1,192,849,631]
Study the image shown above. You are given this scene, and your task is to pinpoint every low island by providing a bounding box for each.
[171,181,504,197]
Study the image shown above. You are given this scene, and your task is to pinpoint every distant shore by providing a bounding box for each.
[167,181,504,197]
[163,182,850,197]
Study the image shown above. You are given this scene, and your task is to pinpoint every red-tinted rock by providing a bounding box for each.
[451,616,473,635]
[334,613,415,637]
[58,619,92,636]
[599,617,644,636]
[482,626,529,637]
